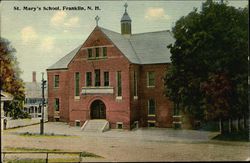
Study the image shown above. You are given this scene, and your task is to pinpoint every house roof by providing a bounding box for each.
[47,46,81,70]
[47,26,174,70]
[0,91,13,101]
[24,82,48,98]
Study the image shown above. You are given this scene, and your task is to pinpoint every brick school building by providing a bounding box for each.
[47,4,175,129]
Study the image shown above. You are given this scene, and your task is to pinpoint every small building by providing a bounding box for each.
[1,91,13,130]
[47,4,175,129]
[24,71,48,119]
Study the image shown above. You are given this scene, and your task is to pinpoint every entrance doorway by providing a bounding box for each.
[90,100,106,119]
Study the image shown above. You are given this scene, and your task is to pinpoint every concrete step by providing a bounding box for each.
[82,120,109,132]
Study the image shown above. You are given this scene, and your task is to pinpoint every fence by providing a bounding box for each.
[2,151,82,163]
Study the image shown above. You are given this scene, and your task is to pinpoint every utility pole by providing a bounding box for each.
[40,72,46,135]
[0,60,3,162]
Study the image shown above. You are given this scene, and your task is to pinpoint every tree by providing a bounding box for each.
[0,37,26,119]
[165,1,248,130]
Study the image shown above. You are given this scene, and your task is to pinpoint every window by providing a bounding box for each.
[88,49,92,58]
[148,99,156,116]
[38,107,41,113]
[95,48,99,58]
[116,122,123,129]
[54,98,60,111]
[54,75,59,88]
[75,120,80,127]
[133,71,138,97]
[103,47,107,57]
[147,71,155,87]
[117,71,122,97]
[86,72,92,87]
[95,69,100,86]
[148,121,156,127]
[104,71,109,86]
[75,72,80,96]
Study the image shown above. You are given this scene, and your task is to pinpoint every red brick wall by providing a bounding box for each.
[47,27,173,129]
[138,64,173,128]
[47,69,69,122]
[66,27,132,129]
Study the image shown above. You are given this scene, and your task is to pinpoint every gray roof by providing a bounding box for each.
[47,46,81,70]
[100,27,174,64]
[121,12,131,22]
[47,27,174,70]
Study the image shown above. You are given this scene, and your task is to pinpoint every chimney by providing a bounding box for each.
[32,71,36,82]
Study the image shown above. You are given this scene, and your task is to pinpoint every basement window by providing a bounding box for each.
[75,120,81,127]
[148,121,156,127]
[116,122,123,129]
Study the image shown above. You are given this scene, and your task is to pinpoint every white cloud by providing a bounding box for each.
[64,17,80,28]
[50,11,67,27]
[145,7,170,20]
[40,36,55,51]
[21,26,38,43]
[50,11,80,28]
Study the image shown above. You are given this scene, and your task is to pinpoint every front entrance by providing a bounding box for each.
[90,100,106,119]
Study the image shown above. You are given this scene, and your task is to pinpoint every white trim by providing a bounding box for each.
[116,122,123,129]
[81,120,89,130]
[74,96,80,100]
[75,120,81,127]
[147,120,156,127]
[116,96,122,100]
[133,96,138,100]
[81,45,114,49]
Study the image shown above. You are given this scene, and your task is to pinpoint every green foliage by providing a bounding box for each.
[212,130,249,142]
[165,1,248,121]
[0,37,25,119]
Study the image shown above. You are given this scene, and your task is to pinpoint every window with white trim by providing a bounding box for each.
[75,72,80,96]
[116,71,122,97]
[147,71,155,87]
[148,99,156,116]
[54,75,59,88]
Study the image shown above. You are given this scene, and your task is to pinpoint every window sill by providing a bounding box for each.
[148,114,156,117]
[116,96,122,100]
[147,85,155,88]
[74,96,80,100]
[88,57,107,60]
[133,96,138,100]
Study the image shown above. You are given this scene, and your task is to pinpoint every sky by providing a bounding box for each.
[1,0,248,82]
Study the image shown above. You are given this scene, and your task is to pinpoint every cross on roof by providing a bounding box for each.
[95,15,100,26]
[124,3,128,12]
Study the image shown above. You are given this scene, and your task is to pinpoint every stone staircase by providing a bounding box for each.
[81,120,109,132]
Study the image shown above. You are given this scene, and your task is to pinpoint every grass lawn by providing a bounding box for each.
[3,146,102,163]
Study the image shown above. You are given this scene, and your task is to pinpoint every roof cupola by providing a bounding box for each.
[120,3,132,35]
